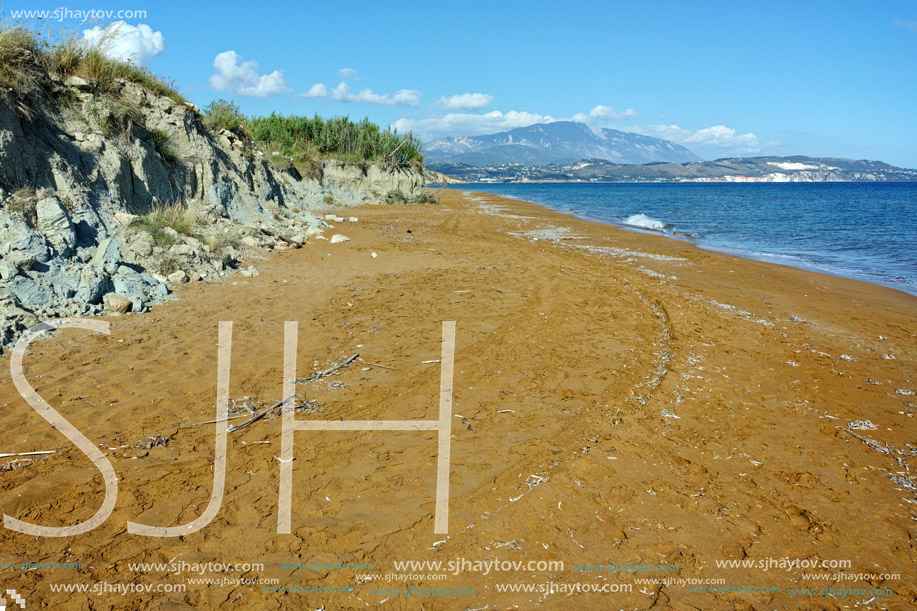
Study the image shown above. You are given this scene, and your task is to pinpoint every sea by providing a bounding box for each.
[442,182,917,296]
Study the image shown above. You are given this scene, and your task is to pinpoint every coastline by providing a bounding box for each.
[0,188,914,609]
[437,182,917,297]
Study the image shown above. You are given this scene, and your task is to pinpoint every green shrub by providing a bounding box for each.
[150,128,179,163]
[413,189,439,204]
[202,99,248,135]
[385,189,409,204]
[248,113,423,164]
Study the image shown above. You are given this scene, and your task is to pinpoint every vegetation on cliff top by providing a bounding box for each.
[0,24,185,103]
[203,100,422,166]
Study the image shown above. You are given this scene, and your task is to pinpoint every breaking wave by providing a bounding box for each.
[624,214,668,232]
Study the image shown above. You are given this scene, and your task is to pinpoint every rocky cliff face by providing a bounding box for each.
[0,75,424,349]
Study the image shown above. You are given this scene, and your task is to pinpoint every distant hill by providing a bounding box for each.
[425,121,701,166]
[426,156,917,183]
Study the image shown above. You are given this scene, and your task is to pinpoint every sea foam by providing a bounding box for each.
[624,214,667,231]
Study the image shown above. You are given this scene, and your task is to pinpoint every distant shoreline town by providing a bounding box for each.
[426,155,917,184]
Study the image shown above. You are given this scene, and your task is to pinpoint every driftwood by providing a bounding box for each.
[228,398,288,433]
[0,450,56,458]
[228,355,360,433]
[186,413,250,428]
[839,427,909,469]
[259,227,298,245]
[295,353,359,384]
[357,357,395,370]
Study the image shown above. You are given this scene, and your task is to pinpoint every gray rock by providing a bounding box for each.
[64,75,92,90]
[114,212,138,228]
[0,260,18,281]
[169,243,197,258]
[92,238,122,274]
[2,227,51,270]
[36,196,77,255]
[75,266,110,304]
[330,234,350,244]
[111,275,146,312]
[7,276,55,308]
[129,234,153,257]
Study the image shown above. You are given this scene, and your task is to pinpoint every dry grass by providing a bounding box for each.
[0,24,185,104]
[132,201,199,246]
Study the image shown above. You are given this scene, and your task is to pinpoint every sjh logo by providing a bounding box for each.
[0,589,26,610]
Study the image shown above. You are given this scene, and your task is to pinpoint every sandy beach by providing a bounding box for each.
[0,188,914,610]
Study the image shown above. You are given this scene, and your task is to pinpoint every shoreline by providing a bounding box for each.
[437,182,917,297]
[0,188,914,609]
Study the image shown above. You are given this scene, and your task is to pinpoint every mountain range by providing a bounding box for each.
[424,121,701,166]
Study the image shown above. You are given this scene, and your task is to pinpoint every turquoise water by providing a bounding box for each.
[444,182,917,296]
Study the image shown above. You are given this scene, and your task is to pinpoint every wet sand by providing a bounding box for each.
[0,188,915,610]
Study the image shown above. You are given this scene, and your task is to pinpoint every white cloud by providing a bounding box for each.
[331,82,420,106]
[81,22,165,65]
[626,124,763,153]
[437,93,494,111]
[338,67,359,80]
[301,83,328,98]
[571,104,637,124]
[393,110,556,138]
[209,50,291,97]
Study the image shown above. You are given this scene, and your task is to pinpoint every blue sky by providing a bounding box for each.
[7,0,917,166]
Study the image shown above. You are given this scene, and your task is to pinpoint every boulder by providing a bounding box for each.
[104,293,132,314]
[36,196,77,255]
[168,270,189,284]
[75,266,110,305]
[129,234,153,257]
[305,226,323,236]
[110,266,167,312]
[330,234,350,244]
[7,276,55,309]
[92,238,121,274]
[64,75,92,90]
[2,228,51,271]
